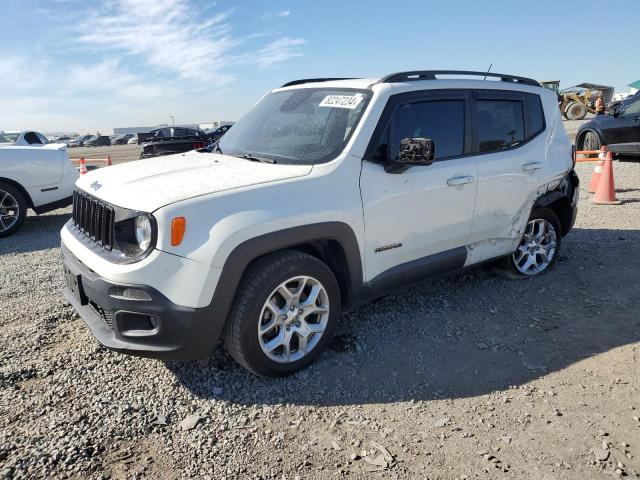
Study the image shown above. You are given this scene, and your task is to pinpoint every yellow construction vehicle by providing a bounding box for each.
[540,81,614,120]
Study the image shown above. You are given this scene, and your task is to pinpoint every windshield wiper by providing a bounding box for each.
[238,153,276,164]
[203,141,222,154]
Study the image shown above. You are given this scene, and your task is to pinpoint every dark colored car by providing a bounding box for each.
[576,94,640,156]
[86,135,112,147]
[205,124,233,143]
[138,127,211,159]
[112,134,134,145]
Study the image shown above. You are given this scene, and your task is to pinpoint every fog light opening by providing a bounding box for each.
[115,311,160,337]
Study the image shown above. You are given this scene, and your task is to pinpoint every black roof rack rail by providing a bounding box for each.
[280,78,359,88]
[377,70,540,87]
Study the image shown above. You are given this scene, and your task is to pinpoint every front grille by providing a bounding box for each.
[72,190,115,251]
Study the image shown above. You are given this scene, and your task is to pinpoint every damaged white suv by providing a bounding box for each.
[61,71,579,376]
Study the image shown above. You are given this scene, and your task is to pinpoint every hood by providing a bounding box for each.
[75,150,313,212]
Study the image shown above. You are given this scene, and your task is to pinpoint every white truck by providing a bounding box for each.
[0,131,78,237]
[61,71,579,376]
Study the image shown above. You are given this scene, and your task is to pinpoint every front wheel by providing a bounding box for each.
[223,250,341,377]
[0,182,27,238]
[493,208,562,279]
[565,101,587,120]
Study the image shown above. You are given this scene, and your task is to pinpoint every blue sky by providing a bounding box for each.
[0,0,637,133]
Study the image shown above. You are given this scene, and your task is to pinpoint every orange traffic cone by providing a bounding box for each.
[592,152,620,205]
[79,157,88,175]
[107,154,112,166]
[587,146,607,193]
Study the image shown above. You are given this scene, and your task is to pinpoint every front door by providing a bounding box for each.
[359,91,477,293]
[608,96,640,145]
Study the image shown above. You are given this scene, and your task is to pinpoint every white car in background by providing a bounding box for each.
[0,130,52,147]
[0,133,78,237]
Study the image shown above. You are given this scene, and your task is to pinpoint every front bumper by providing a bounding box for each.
[568,170,580,234]
[61,244,224,361]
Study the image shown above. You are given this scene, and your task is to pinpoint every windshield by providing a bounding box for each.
[217,88,371,164]
[0,132,19,143]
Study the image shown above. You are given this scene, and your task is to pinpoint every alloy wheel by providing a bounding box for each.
[0,189,20,234]
[258,275,330,363]
[513,219,557,275]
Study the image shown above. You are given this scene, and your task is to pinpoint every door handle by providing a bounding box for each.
[522,162,543,171]
[446,175,474,186]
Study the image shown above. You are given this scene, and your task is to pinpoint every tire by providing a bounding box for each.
[0,181,27,238]
[492,208,562,280]
[583,131,601,151]
[223,250,341,377]
[565,101,587,120]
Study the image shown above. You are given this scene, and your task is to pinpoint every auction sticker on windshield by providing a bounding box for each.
[319,94,364,109]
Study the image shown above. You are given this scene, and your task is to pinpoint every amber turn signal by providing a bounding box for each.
[171,217,186,246]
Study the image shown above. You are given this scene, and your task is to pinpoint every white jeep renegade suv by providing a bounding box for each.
[61,71,579,377]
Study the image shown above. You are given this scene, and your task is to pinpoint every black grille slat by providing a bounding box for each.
[71,190,114,251]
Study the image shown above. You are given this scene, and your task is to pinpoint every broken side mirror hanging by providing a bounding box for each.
[385,137,436,173]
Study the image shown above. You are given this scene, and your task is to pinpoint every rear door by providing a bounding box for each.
[468,90,547,264]
[2,147,63,187]
[360,90,477,292]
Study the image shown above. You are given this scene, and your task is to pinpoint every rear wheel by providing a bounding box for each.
[0,182,27,238]
[223,250,341,377]
[493,208,562,279]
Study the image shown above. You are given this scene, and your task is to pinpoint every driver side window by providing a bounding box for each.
[372,99,465,162]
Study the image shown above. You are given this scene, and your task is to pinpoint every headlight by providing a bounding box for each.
[112,211,156,262]
[134,215,152,250]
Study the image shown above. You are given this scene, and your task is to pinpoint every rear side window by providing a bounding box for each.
[476,100,524,153]
[387,100,465,160]
[24,132,42,144]
[524,93,544,138]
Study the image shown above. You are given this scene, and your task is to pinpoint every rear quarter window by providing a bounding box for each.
[524,93,545,139]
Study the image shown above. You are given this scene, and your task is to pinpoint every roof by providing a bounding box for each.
[276,78,376,90]
[628,80,640,90]
[573,83,614,91]
[277,70,542,92]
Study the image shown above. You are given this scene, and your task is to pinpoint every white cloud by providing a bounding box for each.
[255,38,305,68]
[278,10,291,17]
[77,0,303,84]
[0,0,305,132]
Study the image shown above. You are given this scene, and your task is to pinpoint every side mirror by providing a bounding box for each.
[385,137,435,173]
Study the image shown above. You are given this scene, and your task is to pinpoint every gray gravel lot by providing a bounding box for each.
[1,160,639,479]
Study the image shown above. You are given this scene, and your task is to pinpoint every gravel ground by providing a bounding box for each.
[1,160,639,479]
